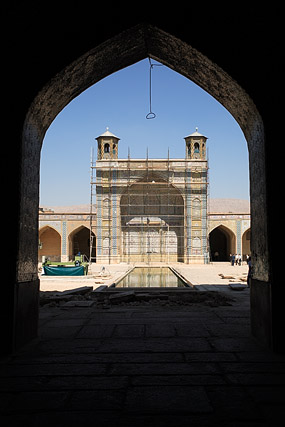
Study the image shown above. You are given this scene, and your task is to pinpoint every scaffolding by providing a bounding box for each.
[89,150,209,265]
[89,146,97,264]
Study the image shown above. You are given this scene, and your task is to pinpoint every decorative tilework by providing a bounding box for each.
[112,168,117,255]
[39,221,61,233]
[96,194,102,256]
[186,168,191,255]
[236,219,241,254]
[62,221,67,255]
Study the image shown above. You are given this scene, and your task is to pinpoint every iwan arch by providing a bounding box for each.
[9,22,280,354]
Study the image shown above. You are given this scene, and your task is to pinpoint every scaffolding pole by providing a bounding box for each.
[89,146,96,265]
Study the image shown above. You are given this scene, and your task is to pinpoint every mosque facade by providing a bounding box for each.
[39,129,251,264]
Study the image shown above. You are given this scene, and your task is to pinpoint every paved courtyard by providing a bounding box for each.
[39,262,249,292]
[1,264,285,426]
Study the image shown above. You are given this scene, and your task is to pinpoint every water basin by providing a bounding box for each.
[116,267,188,288]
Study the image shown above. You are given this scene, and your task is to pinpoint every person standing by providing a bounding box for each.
[247,256,252,287]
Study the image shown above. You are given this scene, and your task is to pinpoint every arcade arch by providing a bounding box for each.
[242,228,251,258]
[68,226,96,261]
[209,225,236,261]
[38,226,61,262]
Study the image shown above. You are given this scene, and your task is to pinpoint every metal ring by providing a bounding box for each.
[146,112,156,119]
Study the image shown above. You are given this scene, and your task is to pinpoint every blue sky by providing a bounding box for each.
[40,58,249,206]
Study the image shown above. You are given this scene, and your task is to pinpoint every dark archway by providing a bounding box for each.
[14,24,271,351]
[209,225,236,262]
[69,226,96,262]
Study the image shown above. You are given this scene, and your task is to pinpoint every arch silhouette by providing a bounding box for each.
[15,23,270,351]
[22,24,267,283]
[68,225,95,261]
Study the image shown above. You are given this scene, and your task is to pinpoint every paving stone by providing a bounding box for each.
[36,338,103,354]
[229,283,247,291]
[118,413,215,427]
[87,317,151,325]
[175,323,210,337]
[226,372,285,385]
[62,301,95,307]
[131,374,227,386]
[145,323,176,337]
[206,322,251,337]
[74,351,183,364]
[0,363,107,377]
[76,324,115,338]
[68,389,125,411]
[209,337,262,352]
[206,386,263,422]
[185,352,238,362]
[96,337,212,353]
[259,403,285,426]
[248,386,285,403]
[124,385,213,413]
[109,362,219,376]
[1,292,285,426]
[56,286,93,296]
[39,326,83,339]
[113,324,145,337]
[235,351,285,362]
[30,410,121,427]
[55,309,94,318]
[0,375,129,392]
[2,391,69,413]
[0,414,32,427]
[219,362,285,373]
[130,310,218,319]
[109,291,135,304]
[43,318,89,327]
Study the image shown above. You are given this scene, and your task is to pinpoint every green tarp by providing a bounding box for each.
[43,265,85,276]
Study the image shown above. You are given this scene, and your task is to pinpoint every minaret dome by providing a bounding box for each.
[184,127,208,160]
[96,127,120,160]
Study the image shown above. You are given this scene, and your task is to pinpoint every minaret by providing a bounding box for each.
[184,127,209,264]
[184,127,208,160]
[96,127,120,160]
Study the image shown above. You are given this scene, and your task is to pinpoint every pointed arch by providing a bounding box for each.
[120,172,184,262]
[68,225,95,261]
[38,225,61,262]
[22,23,267,281]
[242,227,251,259]
[209,224,236,261]
[13,23,270,351]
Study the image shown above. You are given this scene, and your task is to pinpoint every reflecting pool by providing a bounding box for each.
[116,267,187,288]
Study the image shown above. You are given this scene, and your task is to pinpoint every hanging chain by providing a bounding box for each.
[146,57,163,119]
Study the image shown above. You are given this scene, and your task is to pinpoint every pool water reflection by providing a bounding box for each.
[116,267,187,288]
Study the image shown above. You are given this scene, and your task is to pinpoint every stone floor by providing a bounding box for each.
[1,284,285,426]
